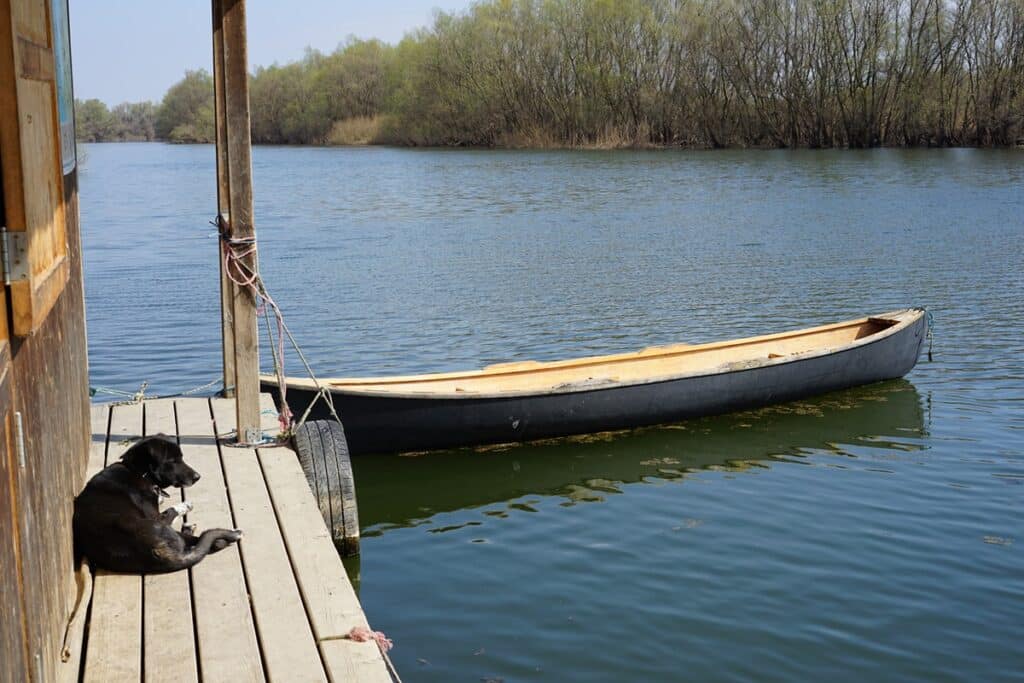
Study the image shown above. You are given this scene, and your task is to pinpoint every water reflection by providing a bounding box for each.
[355,380,925,533]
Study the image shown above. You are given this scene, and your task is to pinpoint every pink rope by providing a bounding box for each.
[222,239,259,287]
[221,235,294,434]
[347,626,394,653]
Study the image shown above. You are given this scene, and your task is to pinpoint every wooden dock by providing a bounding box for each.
[64,395,393,683]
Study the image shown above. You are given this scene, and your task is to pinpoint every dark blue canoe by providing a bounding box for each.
[263,309,927,454]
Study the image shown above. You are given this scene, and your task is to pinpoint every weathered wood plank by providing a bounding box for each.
[142,399,198,683]
[215,0,261,443]
[87,403,109,480]
[0,6,89,672]
[212,0,236,399]
[257,448,376,641]
[211,392,280,441]
[60,404,109,682]
[80,397,389,682]
[1,52,70,335]
[17,36,54,81]
[1,152,88,683]
[83,402,143,683]
[57,559,92,683]
[0,365,29,683]
[105,402,143,466]
[211,394,325,678]
[84,572,142,683]
[220,444,326,682]
[175,397,264,682]
[215,396,390,681]
[258,448,392,682]
[319,639,393,683]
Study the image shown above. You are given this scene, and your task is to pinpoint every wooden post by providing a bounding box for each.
[212,0,260,444]
[211,0,235,398]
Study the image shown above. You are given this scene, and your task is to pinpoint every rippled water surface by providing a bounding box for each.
[81,144,1023,682]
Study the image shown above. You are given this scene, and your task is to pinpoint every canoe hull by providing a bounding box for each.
[265,313,926,455]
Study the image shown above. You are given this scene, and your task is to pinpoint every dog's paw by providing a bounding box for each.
[231,528,243,539]
[181,523,197,536]
[172,501,193,516]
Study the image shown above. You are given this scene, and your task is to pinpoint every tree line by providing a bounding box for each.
[76,70,214,143]
[78,0,1024,148]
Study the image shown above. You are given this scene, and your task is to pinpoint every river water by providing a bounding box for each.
[80,144,1023,682]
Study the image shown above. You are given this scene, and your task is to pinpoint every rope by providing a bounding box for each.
[346,626,402,682]
[180,376,225,396]
[220,228,293,435]
[98,219,342,440]
[218,215,342,436]
[90,377,229,404]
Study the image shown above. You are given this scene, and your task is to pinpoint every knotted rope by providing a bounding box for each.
[216,215,344,437]
[347,626,401,681]
[218,222,292,435]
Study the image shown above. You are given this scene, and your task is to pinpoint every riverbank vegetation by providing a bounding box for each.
[78,0,1024,148]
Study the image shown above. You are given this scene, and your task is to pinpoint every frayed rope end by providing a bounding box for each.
[347,625,394,652]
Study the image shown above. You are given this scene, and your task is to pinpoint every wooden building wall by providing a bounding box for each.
[1,0,90,680]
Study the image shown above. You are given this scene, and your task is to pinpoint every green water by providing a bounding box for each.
[81,145,1023,681]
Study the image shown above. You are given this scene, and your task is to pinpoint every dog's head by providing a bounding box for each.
[120,435,200,489]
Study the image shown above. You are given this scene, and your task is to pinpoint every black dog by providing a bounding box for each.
[73,435,242,573]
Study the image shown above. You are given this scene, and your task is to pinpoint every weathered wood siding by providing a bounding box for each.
[0,0,90,679]
[6,172,89,681]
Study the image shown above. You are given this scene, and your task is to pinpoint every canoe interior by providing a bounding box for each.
[272,310,920,399]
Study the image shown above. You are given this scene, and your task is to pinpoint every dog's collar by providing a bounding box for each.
[142,472,171,499]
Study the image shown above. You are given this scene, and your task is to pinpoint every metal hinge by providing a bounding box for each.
[14,411,25,468]
[0,225,29,285]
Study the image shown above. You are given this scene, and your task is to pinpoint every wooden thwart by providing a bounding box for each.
[77,396,391,682]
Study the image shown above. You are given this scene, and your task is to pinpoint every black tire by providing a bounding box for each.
[292,420,360,557]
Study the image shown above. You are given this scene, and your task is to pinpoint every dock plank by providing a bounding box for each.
[80,396,391,682]
[83,402,144,683]
[319,640,393,683]
[143,400,199,683]
[221,445,326,682]
[84,575,142,683]
[214,397,391,682]
[257,448,371,638]
[211,395,326,681]
[175,398,264,683]
[257,448,390,681]
[87,403,109,480]
[211,393,280,441]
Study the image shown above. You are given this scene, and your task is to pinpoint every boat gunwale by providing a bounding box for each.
[265,309,924,400]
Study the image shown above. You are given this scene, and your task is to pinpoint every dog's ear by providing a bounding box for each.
[120,437,157,475]
[120,435,179,475]
[143,435,182,466]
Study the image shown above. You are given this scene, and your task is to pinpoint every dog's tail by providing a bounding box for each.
[157,528,242,573]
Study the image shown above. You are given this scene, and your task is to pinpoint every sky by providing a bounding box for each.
[69,1,470,105]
